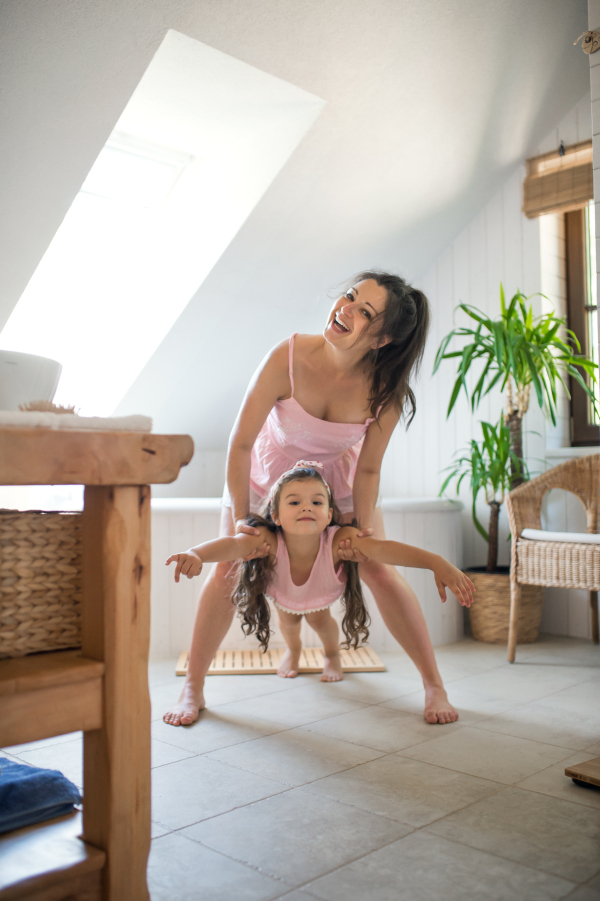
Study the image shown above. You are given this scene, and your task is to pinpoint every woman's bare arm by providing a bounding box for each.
[352,406,400,530]
[226,340,292,525]
[333,526,475,608]
[166,527,275,582]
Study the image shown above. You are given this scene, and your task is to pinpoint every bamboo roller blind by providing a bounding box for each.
[523,140,593,219]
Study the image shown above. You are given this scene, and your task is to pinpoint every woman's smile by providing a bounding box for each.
[331,312,351,334]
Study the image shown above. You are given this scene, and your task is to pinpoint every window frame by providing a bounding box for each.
[565,207,600,446]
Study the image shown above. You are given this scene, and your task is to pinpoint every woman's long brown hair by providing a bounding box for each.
[348,270,430,423]
[232,468,370,652]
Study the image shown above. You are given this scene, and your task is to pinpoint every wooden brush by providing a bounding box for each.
[19,400,77,414]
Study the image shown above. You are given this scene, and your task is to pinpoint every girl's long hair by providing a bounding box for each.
[232,468,370,652]
[347,270,430,424]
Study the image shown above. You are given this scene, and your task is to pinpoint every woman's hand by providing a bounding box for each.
[235,521,272,561]
[433,559,475,608]
[166,550,203,583]
[337,527,374,563]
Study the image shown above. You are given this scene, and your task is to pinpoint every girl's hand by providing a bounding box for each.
[235,521,272,561]
[166,551,203,583]
[433,560,475,608]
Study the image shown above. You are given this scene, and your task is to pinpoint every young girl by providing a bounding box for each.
[167,463,475,684]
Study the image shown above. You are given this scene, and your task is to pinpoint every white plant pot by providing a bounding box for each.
[0,350,62,411]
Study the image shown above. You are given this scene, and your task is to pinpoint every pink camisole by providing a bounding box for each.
[270,526,346,615]
[245,334,375,514]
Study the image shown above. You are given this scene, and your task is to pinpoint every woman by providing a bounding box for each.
[164,271,459,726]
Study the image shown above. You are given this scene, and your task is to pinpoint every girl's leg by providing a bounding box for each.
[163,505,239,726]
[304,609,343,682]
[358,508,458,724]
[276,610,303,678]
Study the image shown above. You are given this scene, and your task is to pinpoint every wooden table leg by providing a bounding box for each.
[591,591,599,644]
[81,485,151,901]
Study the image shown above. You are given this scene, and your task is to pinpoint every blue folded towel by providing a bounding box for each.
[0,757,82,834]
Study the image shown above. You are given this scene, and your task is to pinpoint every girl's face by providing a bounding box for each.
[273,478,333,535]
[324,279,389,350]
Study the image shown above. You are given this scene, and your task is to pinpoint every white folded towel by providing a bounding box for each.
[521,528,600,545]
[0,411,152,432]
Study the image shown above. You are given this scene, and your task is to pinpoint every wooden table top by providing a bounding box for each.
[0,428,194,486]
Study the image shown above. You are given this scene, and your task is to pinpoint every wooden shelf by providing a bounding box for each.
[0,429,193,899]
[0,428,193,486]
[0,812,105,901]
[0,651,104,748]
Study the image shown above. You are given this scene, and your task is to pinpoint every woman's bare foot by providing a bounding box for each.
[321,653,344,682]
[424,685,458,724]
[278,648,301,678]
[163,681,205,726]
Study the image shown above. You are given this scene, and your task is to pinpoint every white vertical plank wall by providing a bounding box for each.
[385,90,595,639]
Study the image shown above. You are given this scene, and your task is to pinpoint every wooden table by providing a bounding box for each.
[0,428,193,901]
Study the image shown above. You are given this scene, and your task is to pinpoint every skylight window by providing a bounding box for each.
[0,134,193,415]
[81,135,190,210]
[0,30,325,416]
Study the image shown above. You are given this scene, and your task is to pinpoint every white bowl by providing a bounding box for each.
[0,350,62,411]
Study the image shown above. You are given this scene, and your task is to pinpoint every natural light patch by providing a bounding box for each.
[0,30,325,415]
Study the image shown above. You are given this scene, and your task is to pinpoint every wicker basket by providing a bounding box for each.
[467,570,544,644]
[0,510,83,658]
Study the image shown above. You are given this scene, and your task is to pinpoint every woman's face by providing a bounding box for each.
[324,279,389,350]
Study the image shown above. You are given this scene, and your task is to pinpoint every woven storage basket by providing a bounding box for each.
[0,510,83,658]
[467,570,544,644]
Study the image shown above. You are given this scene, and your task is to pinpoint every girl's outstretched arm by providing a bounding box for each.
[333,527,475,608]
[166,527,275,583]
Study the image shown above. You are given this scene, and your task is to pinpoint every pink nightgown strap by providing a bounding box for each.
[288,333,297,397]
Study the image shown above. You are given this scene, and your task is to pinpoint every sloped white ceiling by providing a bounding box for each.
[0,31,325,415]
[0,0,590,449]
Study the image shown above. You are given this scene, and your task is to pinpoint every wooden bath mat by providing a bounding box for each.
[176,646,385,676]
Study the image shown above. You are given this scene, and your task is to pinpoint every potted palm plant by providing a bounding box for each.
[440,419,543,642]
[435,286,598,643]
[434,287,598,486]
[441,419,524,574]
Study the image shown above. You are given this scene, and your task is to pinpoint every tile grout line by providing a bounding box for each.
[181,813,418,896]
[414,821,590,889]
[153,828,299,894]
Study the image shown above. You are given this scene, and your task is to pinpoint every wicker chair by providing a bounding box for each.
[505,454,600,663]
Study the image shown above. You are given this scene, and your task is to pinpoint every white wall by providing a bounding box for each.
[383,92,596,639]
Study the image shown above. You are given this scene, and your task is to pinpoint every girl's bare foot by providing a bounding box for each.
[424,685,458,724]
[321,653,343,682]
[278,648,301,678]
[163,681,205,726]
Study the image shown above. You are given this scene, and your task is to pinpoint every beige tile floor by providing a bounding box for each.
[2,635,600,900]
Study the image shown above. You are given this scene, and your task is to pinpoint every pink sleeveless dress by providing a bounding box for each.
[270,526,345,614]
[224,334,376,514]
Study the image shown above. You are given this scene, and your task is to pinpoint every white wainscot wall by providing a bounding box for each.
[150,497,464,660]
